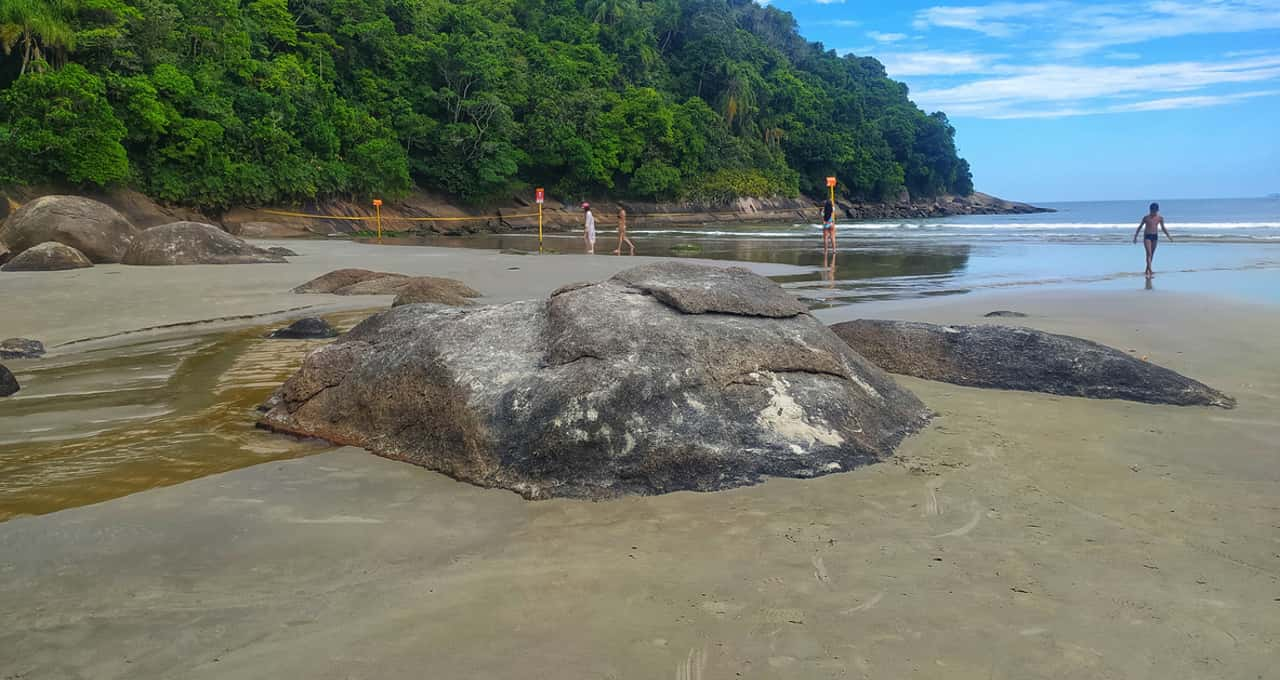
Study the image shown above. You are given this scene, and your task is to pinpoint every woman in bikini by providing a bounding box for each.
[1133,202,1172,278]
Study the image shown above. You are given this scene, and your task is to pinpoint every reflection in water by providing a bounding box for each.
[0,312,373,520]
[389,231,975,305]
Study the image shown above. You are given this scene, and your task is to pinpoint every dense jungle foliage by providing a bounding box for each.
[0,0,974,209]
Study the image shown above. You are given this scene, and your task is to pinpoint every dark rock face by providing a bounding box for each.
[0,195,140,263]
[1,241,93,271]
[391,277,482,307]
[261,264,929,499]
[0,364,16,397]
[293,269,405,294]
[265,246,299,257]
[122,222,286,265]
[984,310,1028,318]
[0,338,45,359]
[830,319,1235,408]
[267,318,338,339]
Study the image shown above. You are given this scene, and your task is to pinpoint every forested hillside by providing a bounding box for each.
[0,0,974,210]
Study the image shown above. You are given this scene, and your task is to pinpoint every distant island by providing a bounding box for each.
[0,0,997,216]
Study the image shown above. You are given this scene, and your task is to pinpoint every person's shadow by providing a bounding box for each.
[1144,277,1154,291]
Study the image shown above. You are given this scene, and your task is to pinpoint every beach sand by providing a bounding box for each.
[1,244,1277,679]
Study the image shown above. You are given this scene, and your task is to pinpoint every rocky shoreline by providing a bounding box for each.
[2,186,1052,242]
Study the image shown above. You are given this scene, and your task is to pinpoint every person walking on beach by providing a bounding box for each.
[1133,202,1172,278]
[612,208,635,255]
[582,203,596,254]
[822,199,836,252]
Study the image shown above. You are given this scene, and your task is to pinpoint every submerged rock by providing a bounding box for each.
[0,364,16,397]
[392,277,482,307]
[0,195,140,263]
[293,269,405,294]
[1,241,93,271]
[267,318,338,339]
[0,338,45,359]
[122,222,287,265]
[265,246,299,257]
[261,263,928,499]
[984,310,1028,318]
[830,319,1235,408]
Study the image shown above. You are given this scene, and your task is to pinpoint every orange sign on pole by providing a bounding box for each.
[535,188,545,251]
[535,188,545,204]
[826,177,837,188]
[372,199,383,243]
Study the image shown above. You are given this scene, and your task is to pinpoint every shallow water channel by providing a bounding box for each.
[0,313,375,520]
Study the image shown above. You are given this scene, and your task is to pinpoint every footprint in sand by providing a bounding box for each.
[923,477,945,517]
[811,555,830,585]
[675,645,706,680]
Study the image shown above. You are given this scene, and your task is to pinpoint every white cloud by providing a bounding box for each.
[913,1,1280,52]
[912,2,1051,37]
[830,19,861,27]
[910,55,1280,118]
[875,50,1007,76]
[867,31,908,43]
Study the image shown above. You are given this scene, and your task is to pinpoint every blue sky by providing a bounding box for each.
[764,0,1280,202]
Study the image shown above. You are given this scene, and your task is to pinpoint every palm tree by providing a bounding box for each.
[0,0,77,75]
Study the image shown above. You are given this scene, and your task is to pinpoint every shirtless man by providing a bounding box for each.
[1132,202,1172,278]
[612,208,635,255]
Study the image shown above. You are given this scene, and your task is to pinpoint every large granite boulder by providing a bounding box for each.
[260,262,929,499]
[0,364,17,397]
[122,222,286,265]
[0,195,140,263]
[0,338,44,359]
[1,241,93,271]
[391,277,481,307]
[830,319,1235,408]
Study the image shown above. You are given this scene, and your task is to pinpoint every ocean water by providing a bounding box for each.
[407,197,1280,305]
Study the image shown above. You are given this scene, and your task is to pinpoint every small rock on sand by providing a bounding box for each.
[1,241,93,271]
[0,338,45,359]
[984,310,1028,318]
[292,269,406,294]
[391,277,482,307]
[267,318,338,339]
[0,364,17,397]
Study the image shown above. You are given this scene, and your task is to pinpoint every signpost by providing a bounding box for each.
[535,188,545,250]
[372,199,383,243]
[826,176,837,206]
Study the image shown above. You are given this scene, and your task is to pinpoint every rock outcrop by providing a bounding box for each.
[0,338,45,359]
[294,269,478,303]
[1,241,93,271]
[292,269,404,294]
[984,310,1028,318]
[265,246,299,257]
[122,222,286,265]
[830,319,1235,408]
[267,318,338,339]
[0,195,140,263]
[0,364,17,397]
[392,277,482,307]
[261,262,929,499]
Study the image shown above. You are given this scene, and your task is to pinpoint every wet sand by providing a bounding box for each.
[2,249,1279,678]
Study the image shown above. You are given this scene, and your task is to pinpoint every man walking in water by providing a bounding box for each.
[582,203,596,254]
[612,208,635,255]
[822,199,836,252]
[1133,202,1172,278]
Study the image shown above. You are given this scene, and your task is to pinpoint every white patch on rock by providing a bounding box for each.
[685,395,708,412]
[823,462,842,472]
[756,374,844,447]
